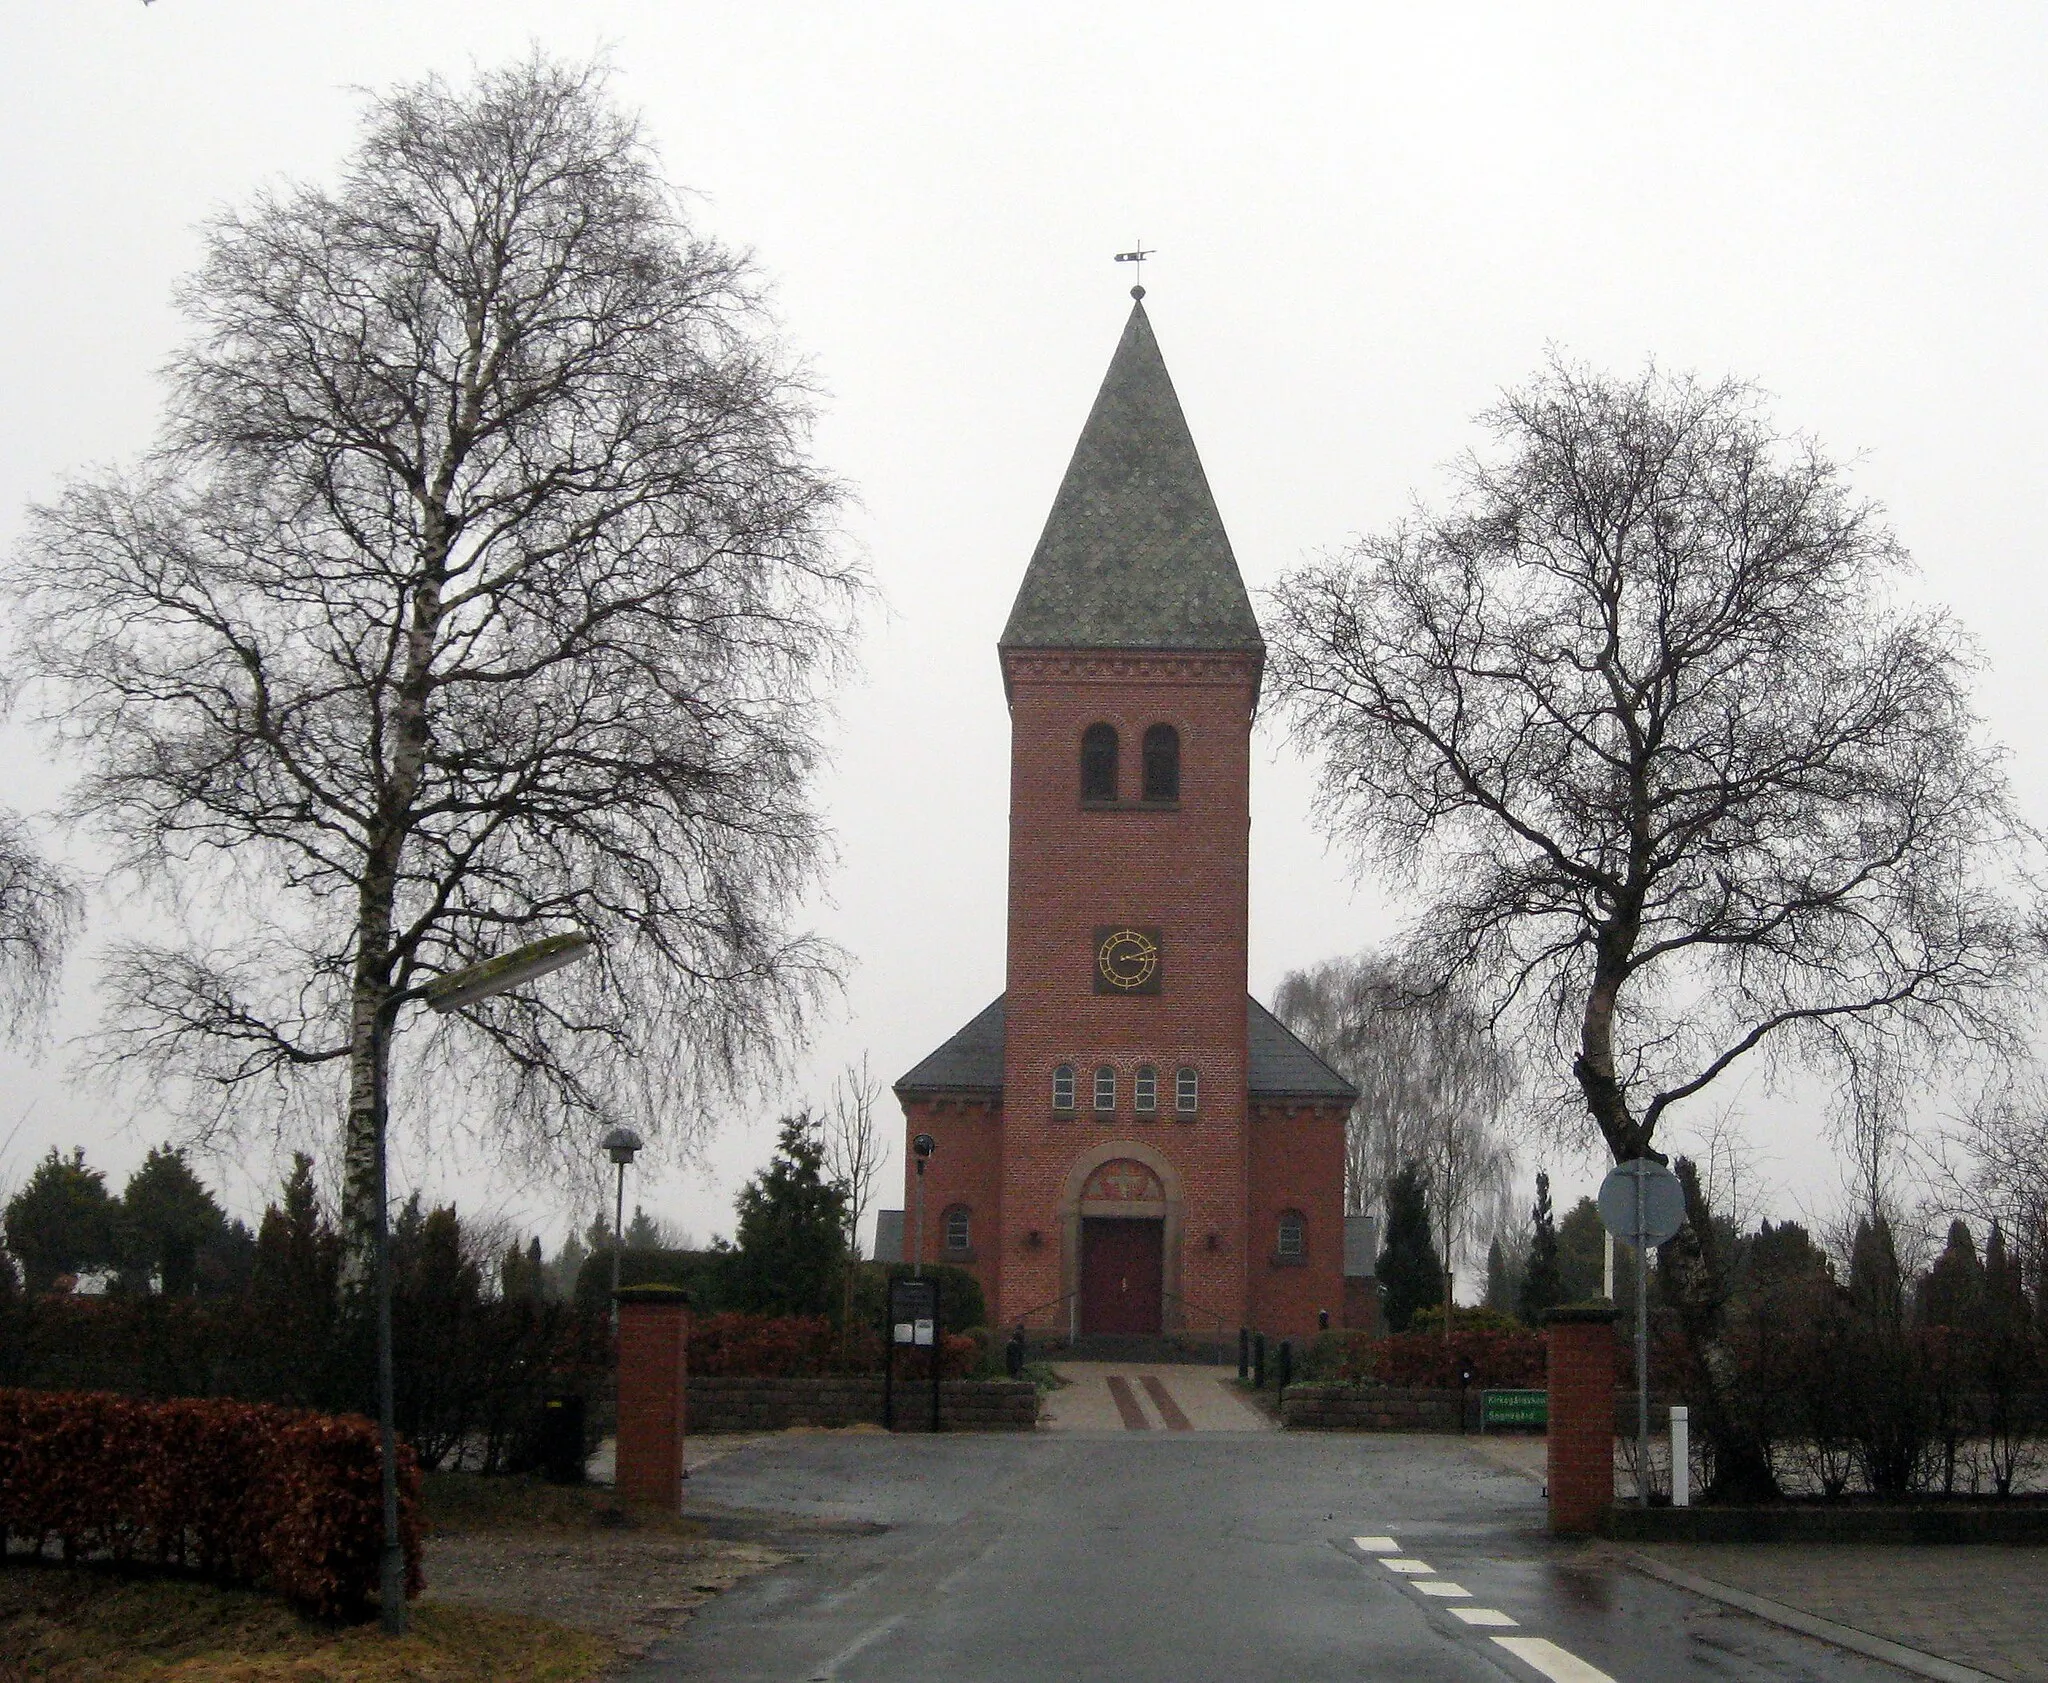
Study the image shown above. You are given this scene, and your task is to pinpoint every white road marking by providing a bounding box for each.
[1452,1607,1518,1627]
[1353,1535,1400,1552]
[1416,1581,1471,1597]
[1380,1558,1435,1574]
[1492,1636,1617,1683]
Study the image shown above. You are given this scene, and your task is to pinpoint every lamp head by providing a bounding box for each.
[912,1132,936,1162]
[602,1125,643,1167]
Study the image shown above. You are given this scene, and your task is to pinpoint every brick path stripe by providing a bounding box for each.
[1106,1375,1150,1430]
[1140,1375,1193,1430]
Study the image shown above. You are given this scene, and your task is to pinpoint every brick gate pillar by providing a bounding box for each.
[615,1285,690,1511]
[1544,1304,1617,1535]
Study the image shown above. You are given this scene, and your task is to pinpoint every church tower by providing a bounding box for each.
[894,295,1354,1344]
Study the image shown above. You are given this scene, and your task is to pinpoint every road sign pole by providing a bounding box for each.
[1635,1169,1650,1508]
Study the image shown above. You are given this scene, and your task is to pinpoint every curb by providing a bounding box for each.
[1622,1552,2001,1683]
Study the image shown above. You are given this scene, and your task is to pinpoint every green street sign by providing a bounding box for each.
[1481,1388,1547,1428]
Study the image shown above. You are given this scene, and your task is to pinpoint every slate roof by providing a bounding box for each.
[893,994,1358,1103]
[1245,996,1359,1100]
[999,300,1264,654]
[894,995,1007,1094]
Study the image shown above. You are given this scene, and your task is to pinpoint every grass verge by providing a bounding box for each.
[0,1561,616,1682]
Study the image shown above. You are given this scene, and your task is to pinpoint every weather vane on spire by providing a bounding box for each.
[1114,243,1154,299]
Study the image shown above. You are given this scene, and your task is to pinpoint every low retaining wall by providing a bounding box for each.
[686,1376,1037,1432]
[1280,1383,1471,1431]
[1602,1502,2048,1545]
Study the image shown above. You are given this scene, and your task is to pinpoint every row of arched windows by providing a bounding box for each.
[1081,723,1180,803]
[1053,1062,1198,1115]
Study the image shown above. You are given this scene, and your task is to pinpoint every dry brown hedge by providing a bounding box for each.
[0,1389,421,1618]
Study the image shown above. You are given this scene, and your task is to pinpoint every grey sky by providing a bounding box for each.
[4,4,2044,1259]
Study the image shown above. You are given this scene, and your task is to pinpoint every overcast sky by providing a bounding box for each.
[4,4,2045,1264]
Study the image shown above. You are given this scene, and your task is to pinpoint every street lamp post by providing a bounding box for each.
[602,1126,644,1327]
[371,930,594,1635]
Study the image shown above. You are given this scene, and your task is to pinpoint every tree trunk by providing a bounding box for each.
[337,511,450,1290]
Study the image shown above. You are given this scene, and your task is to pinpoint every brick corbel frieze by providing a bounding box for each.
[999,649,1263,707]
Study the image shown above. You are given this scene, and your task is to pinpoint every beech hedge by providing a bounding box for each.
[0,1389,421,1617]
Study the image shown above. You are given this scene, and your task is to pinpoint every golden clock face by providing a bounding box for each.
[1095,927,1162,993]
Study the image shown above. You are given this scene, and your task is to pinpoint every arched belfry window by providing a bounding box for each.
[944,1205,972,1253]
[1052,1064,1077,1112]
[1142,724,1180,802]
[1081,724,1119,802]
[1277,1210,1306,1259]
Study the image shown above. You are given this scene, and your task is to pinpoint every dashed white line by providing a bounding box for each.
[1451,1607,1518,1627]
[1416,1581,1470,1598]
[1353,1535,1400,1552]
[1491,1636,1618,1683]
[1380,1558,1435,1574]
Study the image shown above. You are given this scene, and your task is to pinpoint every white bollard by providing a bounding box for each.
[1671,1405,1690,1507]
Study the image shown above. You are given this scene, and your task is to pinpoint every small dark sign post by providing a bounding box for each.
[884,1276,942,1432]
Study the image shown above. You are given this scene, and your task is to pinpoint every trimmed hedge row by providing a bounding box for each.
[688,1312,981,1379]
[1301,1328,1549,1389]
[0,1390,421,1617]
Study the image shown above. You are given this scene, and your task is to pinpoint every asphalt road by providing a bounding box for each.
[625,1427,1916,1683]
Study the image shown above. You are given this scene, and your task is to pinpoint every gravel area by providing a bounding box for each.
[423,1530,787,1657]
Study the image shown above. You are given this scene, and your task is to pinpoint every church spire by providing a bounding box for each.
[1000,299,1263,654]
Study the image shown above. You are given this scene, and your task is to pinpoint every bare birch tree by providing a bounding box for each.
[6,57,863,1281]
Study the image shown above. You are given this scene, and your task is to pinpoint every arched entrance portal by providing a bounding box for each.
[1069,1152,1176,1337]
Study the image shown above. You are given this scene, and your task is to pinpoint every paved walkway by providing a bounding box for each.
[1041,1361,1273,1431]
[1628,1543,2048,1683]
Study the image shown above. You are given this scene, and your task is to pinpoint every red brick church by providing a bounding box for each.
[888,292,1357,1345]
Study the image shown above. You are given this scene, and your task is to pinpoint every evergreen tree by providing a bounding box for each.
[1376,1160,1443,1333]
[1981,1220,2027,1333]
[1848,1214,1905,1324]
[4,1148,120,1292]
[624,1204,667,1251]
[501,1234,546,1301]
[249,1153,341,1404]
[544,1228,589,1302]
[119,1145,226,1295]
[1519,1171,1565,1325]
[1918,1218,1983,1327]
[1483,1236,1512,1315]
[1556,1196,1607,1302]
[730,1112,849,1318]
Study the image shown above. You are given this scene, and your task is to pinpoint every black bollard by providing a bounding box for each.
[1238,1325,1250,1379]
[1318,1308,1330,1332]
[1277,1339,1293,1394]
[1252,1331,1266,1389]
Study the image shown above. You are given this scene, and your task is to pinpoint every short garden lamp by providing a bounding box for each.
[602,1125,644,1320]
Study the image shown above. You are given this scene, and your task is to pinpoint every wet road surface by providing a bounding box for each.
[623,1427,1918,1683]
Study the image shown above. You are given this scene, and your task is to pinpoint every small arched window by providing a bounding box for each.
[1176,1066,1199,1115]
[1081,723,1119,802]
[1052,1064,1077,1111]
[1093,1065,1117,1113]
[1134,1064,1158,1114]
[1277,1210,1306,1259]
[944,1204,972,1253]
[1142,724,1180,802]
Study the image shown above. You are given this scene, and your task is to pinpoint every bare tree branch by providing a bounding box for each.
[5,55,867,1279]
[0,810,82,1045]
[1267,354,2038,1172]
